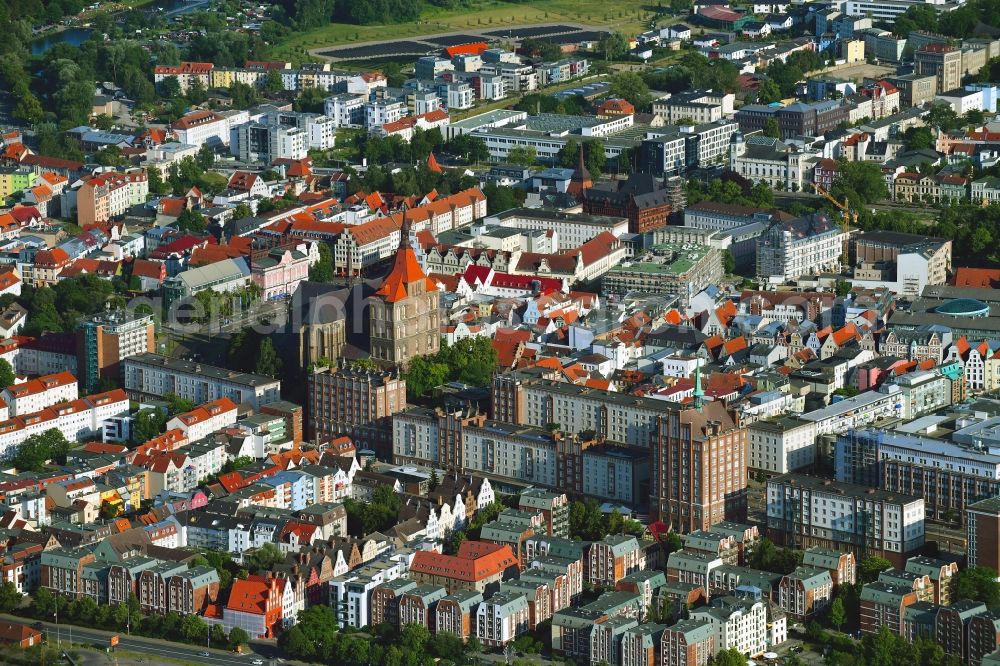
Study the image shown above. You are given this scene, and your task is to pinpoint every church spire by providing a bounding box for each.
[399,208,412,250]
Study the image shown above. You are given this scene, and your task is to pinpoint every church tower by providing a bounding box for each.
[369,212,440,368]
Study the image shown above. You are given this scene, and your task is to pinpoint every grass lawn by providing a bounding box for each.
[266,0,660,61]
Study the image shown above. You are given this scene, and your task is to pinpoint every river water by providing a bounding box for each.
[32,0,208,54]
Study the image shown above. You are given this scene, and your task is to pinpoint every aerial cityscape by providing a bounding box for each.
[0,0,999,664]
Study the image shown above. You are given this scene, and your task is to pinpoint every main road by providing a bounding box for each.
[0,613,287,666]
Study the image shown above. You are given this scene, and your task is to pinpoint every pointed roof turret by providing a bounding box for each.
[375,210,437,303]
[427,152,443,173]
[567,144,593,198]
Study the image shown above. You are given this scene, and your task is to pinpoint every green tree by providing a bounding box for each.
[955,566,1000,607]
[12,429,72,472]
[748,537,802,574]
[831,159,889,206]
[230,82,259,109]
[294,86,327,113]
[598,32,629,60]
[902,126,934,151]
[0,581,21,612]
[507,146,538,166]
[180,613,207,643]
[186,77,208,105]
[176,209,207,234]
[763,117,781,138]
[483,182,523,215]
[228,626,250,649]
[859,556,893,583]
[723,250,736,275]
[309,242,335,282]
[0,358,14,388]
[829,596,846,631]
[159,75,182,98]
[247,542,285,573]
[583,139,606,178]
[196,143,215,171]
[264,69,284,94]
[255,337,283,378]
[13,93,44,124]
[405,355,451,398]
[756,79,782,104]
[927,103,961,131]
[610,72,652,110]
[711,647,749,666]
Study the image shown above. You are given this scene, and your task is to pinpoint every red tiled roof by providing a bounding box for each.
[953,268,1000,288]
[226,575,276,614]
[23,154,83,171]
[410,541,516,582]
[155,62,213,75]
[131,259,166,280]
[597,98,635,115]
[171,110,225,131]
[228,171,260,192]
[445,42,489,58]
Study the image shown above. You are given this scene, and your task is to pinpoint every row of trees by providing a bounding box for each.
[686,175,776,210]
[281,606,483,665]
[0,274,124,337]
[891,0,999,39]
[357,129,490,168]
[643,52,741,96]
[27,588,249,651]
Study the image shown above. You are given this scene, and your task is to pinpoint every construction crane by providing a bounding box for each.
[811,181,856,271]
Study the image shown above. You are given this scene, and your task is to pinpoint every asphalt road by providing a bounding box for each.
[0,614,278,666]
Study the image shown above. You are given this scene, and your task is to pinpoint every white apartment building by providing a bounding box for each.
[476,591,530,647]
[730,134,811,192]
[166,397,238,442]
[767,474,926,558]
[306,115,337,150]
[845,0,949,20]
[171,110,249,147]
[479,62,537,92]
[652,91,736,124]
[690,597,768,658]
[798,385,902,436]
[486,209,628,250]
[0,389,129,460]
[324,94,367,129]
[445,83,475,110]
[233,123,308,163]
[479,75,507,101]
[687,120,740,165]
[175,438,228,487]
[122,353,281,410]
[365,100,407,133]
[1,371,77,416]
[748,417,818,475]
[756,213,846,281]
